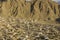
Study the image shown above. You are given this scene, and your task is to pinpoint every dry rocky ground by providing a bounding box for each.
[0,17,60,40]
[0,0,60,40]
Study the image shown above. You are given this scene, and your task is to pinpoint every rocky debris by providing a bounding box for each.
[0,17,59,40]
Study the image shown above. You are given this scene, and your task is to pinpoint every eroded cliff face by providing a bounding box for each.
[0,0,60,40]
[0,0,59,22]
